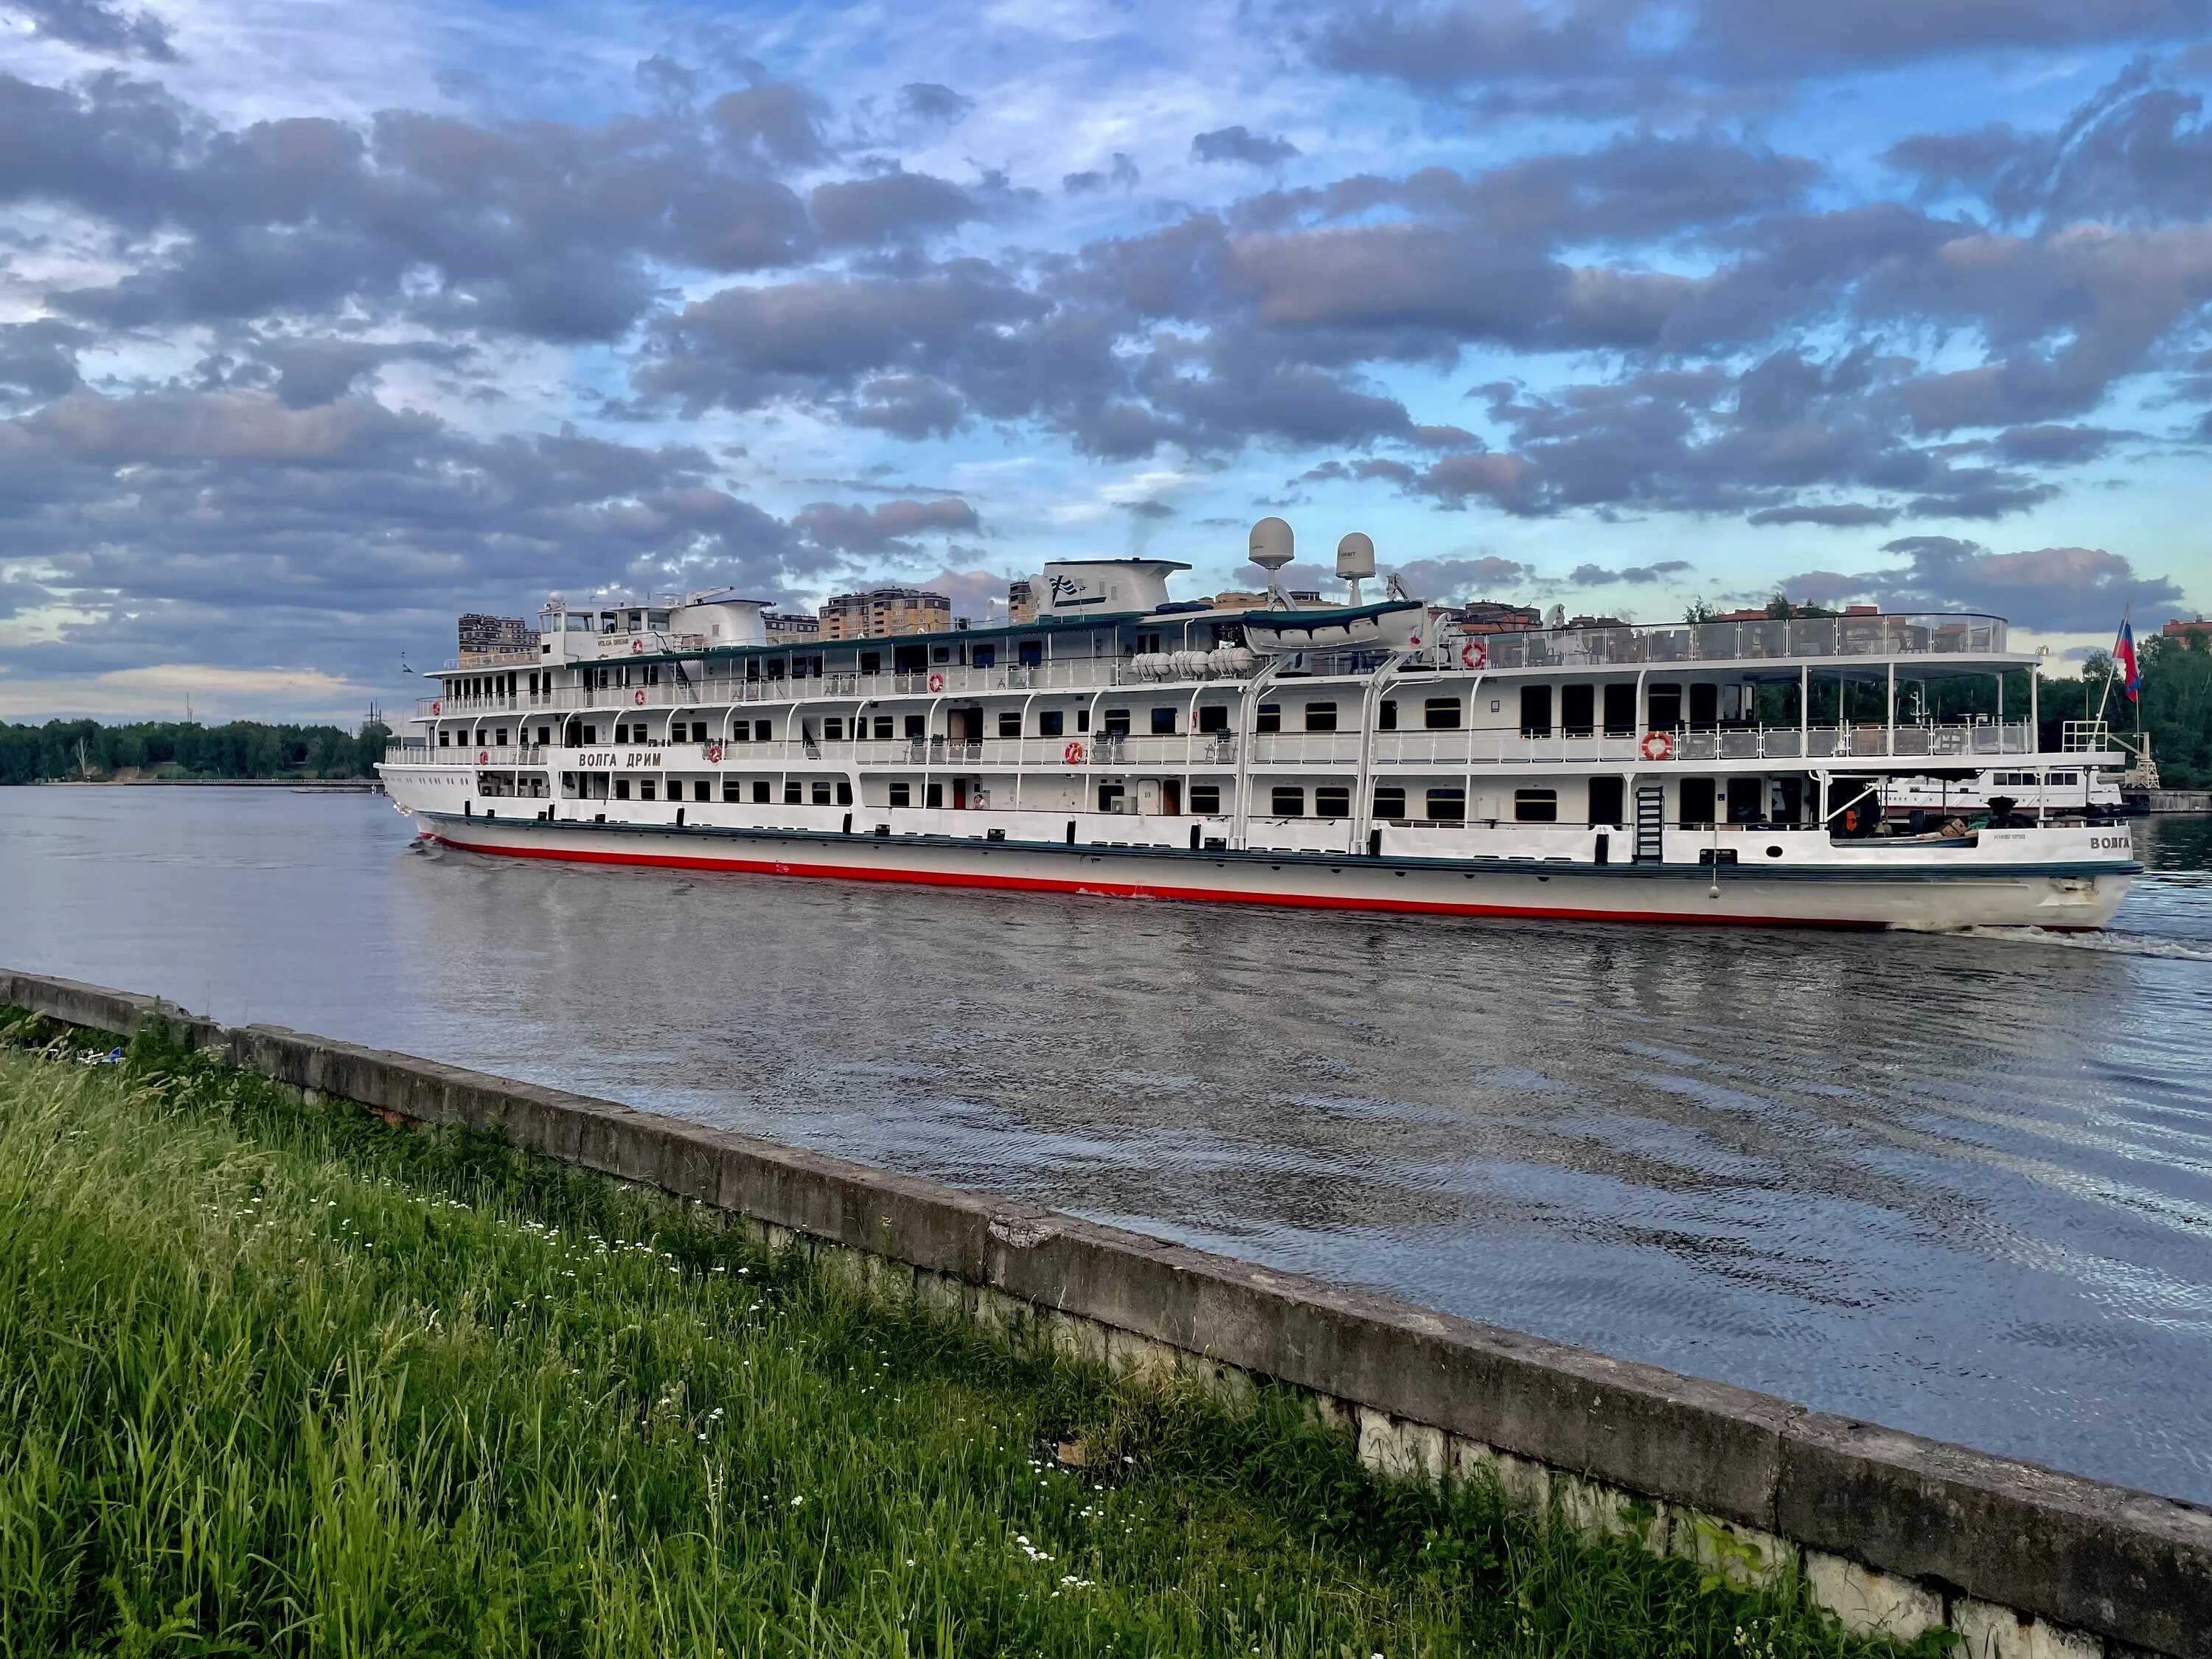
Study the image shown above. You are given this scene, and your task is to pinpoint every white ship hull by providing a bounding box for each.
[400,804,2132,931]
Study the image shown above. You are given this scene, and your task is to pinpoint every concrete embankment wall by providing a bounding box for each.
[6,968,2208,1659]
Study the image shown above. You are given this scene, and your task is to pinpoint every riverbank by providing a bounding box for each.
[0,1012,1903,1658]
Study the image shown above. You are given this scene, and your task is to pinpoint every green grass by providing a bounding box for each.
[0,1009,1944,1658]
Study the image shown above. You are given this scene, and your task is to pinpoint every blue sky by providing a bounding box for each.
[1,0,2208,720]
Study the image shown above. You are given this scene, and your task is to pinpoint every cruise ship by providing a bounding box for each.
[380,521,2140,930]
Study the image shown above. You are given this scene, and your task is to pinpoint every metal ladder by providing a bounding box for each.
[1633,785,1666,862]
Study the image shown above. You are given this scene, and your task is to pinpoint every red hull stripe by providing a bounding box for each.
[425,832,1880,929]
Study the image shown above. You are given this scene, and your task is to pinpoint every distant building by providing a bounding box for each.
[1458,601,1542,633]
[1008,579,1037,625]
[818,587,953,639]
[2162,617,2211,643]
[763,611,821,641]
[457,613,533,663]
[1563,614,1629,630]
[1208,591,1269,611]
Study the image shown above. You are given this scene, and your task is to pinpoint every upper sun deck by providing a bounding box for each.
[1466,612,2014,674]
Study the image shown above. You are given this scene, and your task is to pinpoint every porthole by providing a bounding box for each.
[1766,845,1784,858]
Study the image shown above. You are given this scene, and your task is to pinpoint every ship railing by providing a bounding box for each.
[392,744,548,767]
[2062,720,2112,754]
[1244,722,2039,767]
[1466,613,2007,669]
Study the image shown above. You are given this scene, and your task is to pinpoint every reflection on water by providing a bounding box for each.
[4,788,2211,1502]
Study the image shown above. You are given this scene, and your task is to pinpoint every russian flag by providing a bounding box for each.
[2114,614,2140,703]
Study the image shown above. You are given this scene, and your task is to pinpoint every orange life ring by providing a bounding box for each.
[630,639,643,654]
[430,700,442,715]
[706,742,723,763]
[1639,730,1674,761]
[1460,638,1488,669]
[633,689,646,706]
[928,671,945,693]
[1063,740,1085,765]
[476,749,489,764]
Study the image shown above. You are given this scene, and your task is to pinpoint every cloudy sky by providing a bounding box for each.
[1,0,2208,720]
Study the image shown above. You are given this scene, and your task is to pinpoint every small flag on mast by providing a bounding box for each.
[2113,612,2140,703]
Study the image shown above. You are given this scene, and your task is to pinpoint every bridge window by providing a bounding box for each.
[1373,785,1407,819]
[1514,789,1559,823]
[1270,786,1305,816]
[1305,702,1338,733]
[1425,787,1466,822]
[1315,785,1350,818]
[1191,785,1222,814]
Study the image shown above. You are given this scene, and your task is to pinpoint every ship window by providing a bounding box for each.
[1135,632,1163,655]
[615,778,631,800]
[754,720,771,742]
[1256,703,1281,734]
[1514,789,1559,823]
[1679,777,1716,826]
[752,781,769,803]
[729,724,748,744]
[933,646,952,664]
[1561,684,1595,737]
[812,782,831,806]
[723,782,740,802]
[694,782,710,802]
[837,780,853,805]
[1038,709,1064,737]
[861,651,882,673]
[1097,783,1124,812]
[1104,707,1131,735]
[1426,787,1466,822]
[1590,776,1625,827]
[495,728,508,745]
[1191,785,1222,814]
[1518,686,1551,737]
[581,725,597,745]
[1379,699,1397,731]
[784,782,802,804]
[890,782,911,807]
[1315,785,1351,818]
[1424,697,1461,730]
[648,611,670,629]
[2053,772,2077,786]
[868,717,888,739]
[1689,684,1719,730]
[904,714,925,740]
[823,717,844,741]
[692,721,710,742]
[437,730,451,747]
[1648,684,1682,729]
[926,782,945,809]
[1197,705,1228,734]
[973,644,996,668]
[1603,683,1636,736]
[1271,786,1305,817]
[1018,640,1043,667]
[1373,785,1406,819]
[1305,703,1338,733]
[1077,709,1090,733]
[639,780,656,801]
[1151,706,1178,735]
[998,712,1021,737]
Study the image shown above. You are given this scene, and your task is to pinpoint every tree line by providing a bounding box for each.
[0,719,392,786]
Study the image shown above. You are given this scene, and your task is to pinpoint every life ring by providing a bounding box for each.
[1843,806,1863,835]
[1062,740,1086,765]
[630,639,643,654]
[430,700,442,715]
[476,750,489,765]
[706,742,723,764]
[1460,638,1488,669]
[927,672,945,693]
[1639,730,1674,762]
[633,689,646,706]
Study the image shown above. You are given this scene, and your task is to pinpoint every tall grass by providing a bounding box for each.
[0,1012,1942,1657]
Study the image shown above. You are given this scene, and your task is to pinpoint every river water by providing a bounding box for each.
[4,786,2210,1503]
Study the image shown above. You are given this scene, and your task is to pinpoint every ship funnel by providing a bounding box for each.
[1335,532,1375,605]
